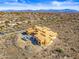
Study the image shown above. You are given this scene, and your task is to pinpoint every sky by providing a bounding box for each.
[0,0,79,10]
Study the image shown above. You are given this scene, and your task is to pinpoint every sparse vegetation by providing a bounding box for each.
[0,12,79,59]
[55,48,64,53]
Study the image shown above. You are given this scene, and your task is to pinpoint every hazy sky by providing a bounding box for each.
[0,0,79,10]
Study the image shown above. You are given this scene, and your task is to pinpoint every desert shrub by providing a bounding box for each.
[27,21,31,25]
[55,48,64,53]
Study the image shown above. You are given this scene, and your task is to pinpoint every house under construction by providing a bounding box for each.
[16,25,57,48]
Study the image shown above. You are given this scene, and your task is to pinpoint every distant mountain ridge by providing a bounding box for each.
[0,9,79,12]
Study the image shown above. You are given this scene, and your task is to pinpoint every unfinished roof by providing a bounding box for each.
[16,25,57,48]
[26,25,57,46]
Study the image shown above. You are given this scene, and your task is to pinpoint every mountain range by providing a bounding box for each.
[0,9,79,12]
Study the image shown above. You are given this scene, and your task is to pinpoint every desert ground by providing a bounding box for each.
[0,12,79,59]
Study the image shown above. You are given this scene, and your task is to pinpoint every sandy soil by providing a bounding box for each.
[0,12,79,59]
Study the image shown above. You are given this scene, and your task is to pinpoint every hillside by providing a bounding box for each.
[0,12,79,59]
